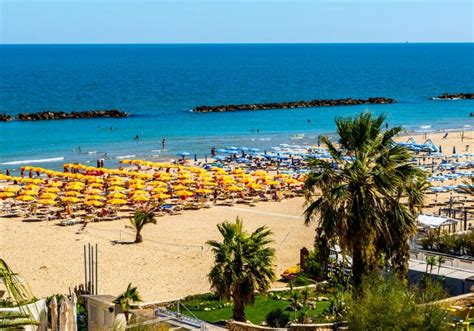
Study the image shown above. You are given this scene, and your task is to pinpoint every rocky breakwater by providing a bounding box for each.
[15,109,128,121]
[0,114,13,122]
[192,97,396,113]
[430,93,474,100]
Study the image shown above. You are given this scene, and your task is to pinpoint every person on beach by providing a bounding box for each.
[5,169,9,176]
[211,147,216,156]
[162,138,166,150]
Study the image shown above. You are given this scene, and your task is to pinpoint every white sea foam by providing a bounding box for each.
[0,157,64,166]
[419,125,432,129]
[116,154,136,159]
[88,151,97,154]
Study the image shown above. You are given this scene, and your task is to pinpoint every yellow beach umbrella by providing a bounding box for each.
[64,191,81,197]
[44,187,60,193]
[153,193,171,200]
[131,190,148,196]
[48,181,63,187]
[86,188,102,195]
[0,192,15,198]
[21,190,38,196]
[89,183,103,188]
[107,198,127,205]
[172,184,188,191]
[65,185,83,192]
[133,196,149,202]
[174,190,193,197]
[179,179,194,185]
[40,193,57,200]
[84,200,104,207]
[227,185,243,192]
[108,192,126,199]
[17,195,35,201]
[195,188,213,194]
[4,186,21,193]
[86,195,106,201]
[68,181,85,187]
[38,199,56,205]
[150,181,167,187]
[25,184,40,190]
[152,187,168,193]
[62,196,81,203]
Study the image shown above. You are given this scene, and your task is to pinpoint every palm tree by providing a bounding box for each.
[304,113,427,289]
[114,283,142,322]
[0,259,39,328]
[129,209,156,243]
[460,177,474,196]
[436,256,446,276]
[207,217,275,322]
[425,256,436,277]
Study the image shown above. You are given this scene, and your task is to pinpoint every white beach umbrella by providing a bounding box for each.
[50,296,58,331]
[69,293,78,331]
[59,295,70,331]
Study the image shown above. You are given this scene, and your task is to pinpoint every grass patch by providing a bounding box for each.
[174,293,331,325]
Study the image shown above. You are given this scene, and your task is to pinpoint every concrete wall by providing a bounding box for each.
[227,321,346,331]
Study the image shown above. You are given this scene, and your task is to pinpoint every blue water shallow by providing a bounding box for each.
[0,43,473,170]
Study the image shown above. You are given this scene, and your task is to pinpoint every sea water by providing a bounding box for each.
[0,43,473,171]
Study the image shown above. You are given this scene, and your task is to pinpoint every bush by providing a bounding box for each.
[421,230,474,256]
[302,251,323,279]
[265,308,290,328]
[347,275,448,330]
[293,275,313,286]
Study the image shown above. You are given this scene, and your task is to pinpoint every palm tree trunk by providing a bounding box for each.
[232,294,245,322]
[135,228,143,243]
[352,243,365,293]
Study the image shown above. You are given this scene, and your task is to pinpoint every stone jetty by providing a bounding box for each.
[0,114,13,122]
[13,109,128,121]
[192,97,395,113]
[430,93,474,100]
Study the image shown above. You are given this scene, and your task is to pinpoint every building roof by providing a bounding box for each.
[82,295,117,306]
[417,214,458,228]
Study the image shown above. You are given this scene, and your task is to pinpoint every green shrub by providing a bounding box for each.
[265,308,290,327]
[347,274,449,331]
[293,275,313,286]
[302,251,323,279]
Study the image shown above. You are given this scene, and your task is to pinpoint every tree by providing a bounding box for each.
[129,209,157,243]
[304,113,427,289]
[460,177,474,196]
[207,217,275,321]
[114,283,142,322]
[0,259,39,328]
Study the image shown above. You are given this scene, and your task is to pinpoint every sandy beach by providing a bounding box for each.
[1,130,472,302]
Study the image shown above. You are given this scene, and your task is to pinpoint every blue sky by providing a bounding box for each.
[1,0,472,44]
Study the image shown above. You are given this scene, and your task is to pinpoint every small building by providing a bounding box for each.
[417,214,459,233]
[82,295,119,330]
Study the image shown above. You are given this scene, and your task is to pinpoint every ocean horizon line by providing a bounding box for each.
[1,41,473,46]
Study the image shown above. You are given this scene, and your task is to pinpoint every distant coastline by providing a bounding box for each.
[192,97,395,113]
